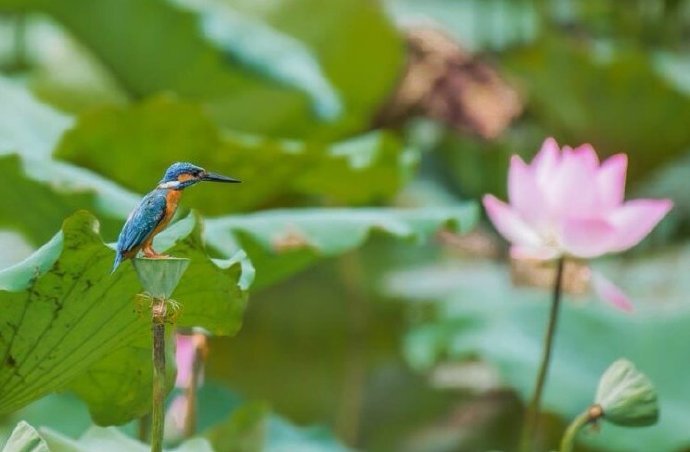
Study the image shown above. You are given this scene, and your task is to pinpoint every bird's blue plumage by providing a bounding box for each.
[111,161,240,272]
[161,162,204,183]
[112,190,168,272]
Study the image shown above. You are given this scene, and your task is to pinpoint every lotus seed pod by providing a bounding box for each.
[594,358,659,427]
[133,257,190,299]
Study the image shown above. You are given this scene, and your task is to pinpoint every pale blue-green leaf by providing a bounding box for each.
[205,205,478,288]
[385,0,537,51]
[654,51,690,96]
[207,206,478,256]
[0,155,129,246]
[265,417,350,452]
[220,0,405,137]
[387,251,690,451]
[176,0,342,121]
[2,421,49,452]
[0,76,138,223]
[0,232,33,271]
[39,426,213,452]
[0,77,72,159]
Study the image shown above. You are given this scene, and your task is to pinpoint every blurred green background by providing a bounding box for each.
[1,0,690,451]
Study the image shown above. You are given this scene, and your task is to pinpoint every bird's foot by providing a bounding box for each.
[142,247,171,259]
[154,298,181,323]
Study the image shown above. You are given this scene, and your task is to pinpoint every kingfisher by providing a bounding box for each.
[112,162,240,272]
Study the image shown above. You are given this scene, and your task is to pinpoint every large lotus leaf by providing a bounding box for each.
[387,249,690,451]
[204,205,478,288]
[0,154,123,245]
[18,0,314,137]
[223,0,405,137]
[70,215,250,425]
[0,211,248,422]
[54,97,415,214]
[175,0,341,123]
[0,76,138,244]
[27,25,130,116]
[65,334,175,426]
[3,0,403,139]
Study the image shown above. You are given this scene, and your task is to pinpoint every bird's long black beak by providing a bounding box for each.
[202,172,241,183]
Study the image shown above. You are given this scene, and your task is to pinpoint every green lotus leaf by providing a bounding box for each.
[0,211,248,424]
[54,97,417,215]
[205,204,479,288]
[388,250,690,450]
[1,0,402,139]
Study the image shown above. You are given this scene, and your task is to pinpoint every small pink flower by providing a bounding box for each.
[166,394,188,434]
[168,332,208,441]
[483,138,672,310]
[175,334,195,388]
[174,333,206,388]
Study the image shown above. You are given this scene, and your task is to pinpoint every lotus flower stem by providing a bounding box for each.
[520,256,566,452]
[559,409,591,452]
[151,297,167,452]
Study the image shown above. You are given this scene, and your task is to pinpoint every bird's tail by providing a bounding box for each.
[111,253,123,274]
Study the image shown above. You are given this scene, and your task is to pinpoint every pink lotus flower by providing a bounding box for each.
[483,138,672,310]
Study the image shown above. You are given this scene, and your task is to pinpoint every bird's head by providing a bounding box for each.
[158,162,240,190]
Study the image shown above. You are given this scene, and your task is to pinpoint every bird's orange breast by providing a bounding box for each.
[162,189,182,226]
[148,189,182,242]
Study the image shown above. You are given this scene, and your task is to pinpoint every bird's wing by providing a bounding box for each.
[116,191,168,255]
